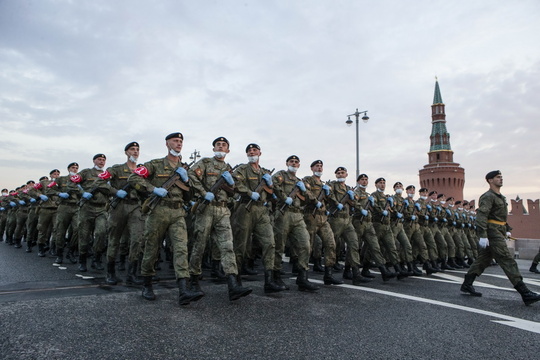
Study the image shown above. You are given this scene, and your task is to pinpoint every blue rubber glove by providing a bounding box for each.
[30,198,36,203]
[285,197,293,206]
[347,190,355,200]
[175,167,189,182]
[446,209,452,216]
[426,204,432,211]
[58,192,69,199]
[462,213,466,219]
[443,218,448,223]
[361,209,368,216]
[437,206,442,212]
[414,203,421,211]
[316,201,322,208]
[116,190,128,199]
[221,171,234,186]
[434,217,438,222]
[403,199,409,207]
[296,181,306,192]
[39,195,48,202]
[82,192,93,200]
[19,200,26,206]
[453,221,457,226]
[0,207,4,211]
[425,215,429,220]
[322,185,330,196]
[153,187,168,197]
[262,174,273,186]
[411,215,417,221]
[397,212,403,219]
[382,210,388,216]
[204,192,215,202]
[387,197,394,207]
[337,203,344,211]
[368,196,374,206]
[10,201,16,207]
[250,192,260,201]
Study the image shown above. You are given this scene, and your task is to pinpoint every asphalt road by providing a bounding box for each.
[1,240,539,360]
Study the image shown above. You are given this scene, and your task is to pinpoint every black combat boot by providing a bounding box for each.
[290,257,300,274]
[37,244,46,257]
[106,262,118,285]
[324,266,344,285]
[352,266,372,285]
[408,262,423,276]
[378,265,396,282]
[342,265,353,280]
[529,262,540,274]
[423,261,436,275]
[177,278,204,305]
[432,260,443,272]
[273,270,289,290]
[54,248,64,264]
[14,238,22,248]
[94,252,104,271]
[264,270,285,293]
[361,265,376,279]
[460,273,482,297]
[118,254,126,271]
[25,241,33,253]
[126,261,144,285]
[78,254,88,272]
[211,260,227,281]
[66,249,78,264]
[441,259,455,270]
[332,262,343,272]
[312,258,324,273]
[241,261,258,276]
[514,281,540,306]
[227,274,252,301]
[448,257,462,269]
[142,276,156,300]
[394,264,409,280]
[296,268,319,292]
[189,274,204,294]
[456,257,469,268]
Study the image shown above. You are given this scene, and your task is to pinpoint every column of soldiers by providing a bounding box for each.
[2,136,539,307]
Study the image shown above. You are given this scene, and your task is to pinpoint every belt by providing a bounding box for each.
[488,219,506,226]
[285,207,301,213]
[332,213,349,219]
[160,200,183,209]
[210,201,228,208]
[306,209,326,216]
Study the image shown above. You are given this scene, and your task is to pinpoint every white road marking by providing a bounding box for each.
[310,279,540,334]
[75,274,95,280]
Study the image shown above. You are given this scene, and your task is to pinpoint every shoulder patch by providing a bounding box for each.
[195,168,203,178]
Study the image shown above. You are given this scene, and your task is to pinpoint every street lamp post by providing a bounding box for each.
[345,108,369,179]
[189,149,201,165]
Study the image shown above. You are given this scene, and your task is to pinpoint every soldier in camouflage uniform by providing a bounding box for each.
[302,160,342,285]
[129,132,203,305]
[461,170,540,306]
[4,190,19,245]
[272,155,319,292]
[427,191,452,270]
[0,189,9,241]
[391,182,419,276]
[437,193,459,269]
[23,180,40,252]
[453,200,473,267]
[103,142,144,286]
[36,170,60,257]
[231,143,284,293]
[188,137,252,301]
[13,183,31,249]
[462,200,478,261]
[415,188,441,273]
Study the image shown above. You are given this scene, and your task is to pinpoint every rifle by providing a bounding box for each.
[330,191,354,216]
[393,197,407,226]
[78,183,101,208]
[245,168,274,212]
[141,169,190,214]
[279,185,305,214]
[311,181,328,217]
[191,165,240,214]
[109,183,131,209]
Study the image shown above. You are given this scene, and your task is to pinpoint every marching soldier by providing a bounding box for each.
[36,170,60,257]
[129,132,203,305]
[188,137,252,301]
[427,191,451,270]
[24,180,40,253]
[231,143,284,293]
[416,188,441,273]
[0,189,8,242]
[461,170,540,305]
[391,182,418,276]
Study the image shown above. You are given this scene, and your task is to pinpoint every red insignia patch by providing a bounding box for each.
[34,183,43,190]
[98,170,112,180]
[23,189,29,194]
[70,174,82,183]
[134,166,149,179]
[195,168,203,178]
[47,181,57,188]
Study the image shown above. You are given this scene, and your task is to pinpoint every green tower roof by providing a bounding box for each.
[433,79,443,104]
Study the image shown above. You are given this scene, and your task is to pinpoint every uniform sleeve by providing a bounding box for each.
[187,160,207,197]
[233,166,252,197]
[272,171,286,201]
[128,161,156,194]
[475,193,493,238]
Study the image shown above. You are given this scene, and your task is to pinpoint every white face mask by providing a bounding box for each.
[69,171,77,176]
[247,156,259,163]
[440,200,446,204]
[377,188,384,192]
[1,192,7,196]
[357,184,366,189]
[313,171,323,177]
[430,198,437,202]
[337,178,346,182]
[395,189,403,195]
[458,207,463,211]
[128,155,138,163]
[214,151,227,159]
[420,196,428,200]
[288,166,298,173]
[94,165,104,171]
[449,204,454,208]
[407,193,414,198]
[169,149,181,157]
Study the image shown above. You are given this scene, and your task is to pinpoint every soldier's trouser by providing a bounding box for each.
[352,218,386,266]
[330,215,360,267]
[14,209,29,240]
[190,204,237,276]
[405,222,429,262]
[232,203,275,270]
[141,205,189,279]
[107,202,144,263]
[6,211,17,242]
[0,213,7,240]
[273,210,310,271]
[26,208,39,243]
[430,223,447,260]
[465,228,478,258]
[372,222,399,264]
[391,223,413,263]
[440,226,456,258]
[467,225,523,286]
[304,212,336,267]
[420,225,438,261]
[55,204,79,250]
[37,208,57,245]
[533,249,540,264]
[78,204,107,255]
[454,228,472,258]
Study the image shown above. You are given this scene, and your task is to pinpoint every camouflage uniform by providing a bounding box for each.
[53,175,80,258]
[36,179,59,255]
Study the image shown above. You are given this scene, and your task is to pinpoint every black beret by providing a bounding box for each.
[212,137,229,146]
[335,166,347,174]
[165,132,183,141]
[357,173,368,181]
[125,141,140,151]
[485,170,501,180]
[93,153,106,160]
[428,190,437,196]
[393,181,403,189]
[245,143,260,152]
[310,160,323,167]
[67,162,79,169]
[26,180,35,185]
[286,155,300,162]
[437,194,445,199]
[419,188,429,193]
[463,200,469,205]
[447,196,454,201]
[375,177,385,184]
[49,169,60,175]
[39,176,48,181]
[455,200,462,205]
[406,185,415,190]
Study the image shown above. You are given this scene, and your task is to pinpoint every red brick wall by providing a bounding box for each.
[508,199,540,239]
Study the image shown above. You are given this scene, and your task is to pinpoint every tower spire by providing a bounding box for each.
[433,78,443,104]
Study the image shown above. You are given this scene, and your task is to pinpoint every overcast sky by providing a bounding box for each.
[1,0,539,206]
